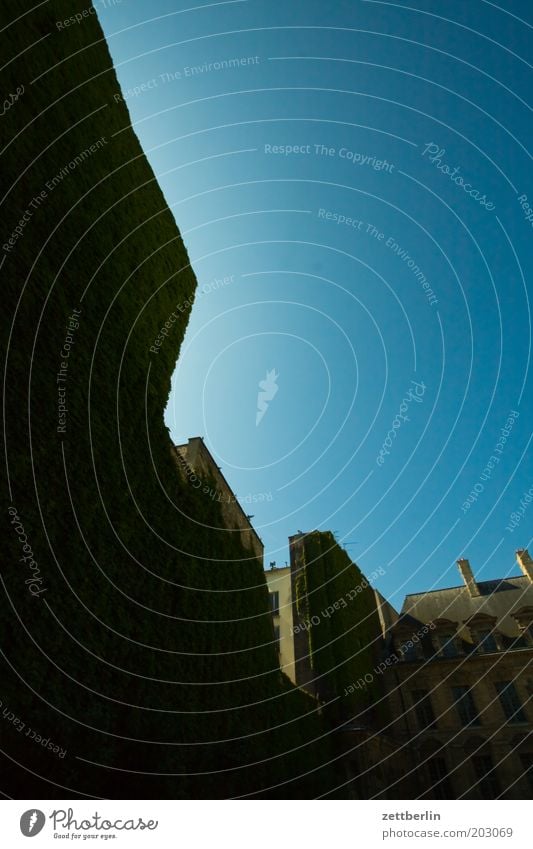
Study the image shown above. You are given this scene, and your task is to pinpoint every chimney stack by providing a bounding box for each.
[516,549,533,583]
[457,558,480,597]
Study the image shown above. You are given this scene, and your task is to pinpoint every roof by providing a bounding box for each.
[404,575,529,600]
[390,612,424,630]
[401,574,533,638]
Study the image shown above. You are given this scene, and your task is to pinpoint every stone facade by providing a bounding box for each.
[274,534,533,798]
[382,551,533,799]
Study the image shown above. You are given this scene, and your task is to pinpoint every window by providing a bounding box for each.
[472,754,501,797]
[437,634,458,658]
[398,639,420,661]
[495,681,527,723]
[477,630,498,653]
[402,642,418,661]
[427,757,453,799]
[273,624,280,653]
[452,685,481,726]
[269,591,279,615]
[412,689,437,730]
[520,753,533,792]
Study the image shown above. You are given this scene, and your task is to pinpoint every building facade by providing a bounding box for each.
[269,531,533,799]
[265,565,296,684]
[383,550,533,799]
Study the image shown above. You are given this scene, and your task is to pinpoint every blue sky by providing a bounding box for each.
[96,0,532,607]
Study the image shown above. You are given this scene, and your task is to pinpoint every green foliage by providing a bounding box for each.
[0,0,338,798]
[300,532,382,719]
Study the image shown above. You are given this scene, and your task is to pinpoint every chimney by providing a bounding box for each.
[516,549,533,583]
[457,558,480,597]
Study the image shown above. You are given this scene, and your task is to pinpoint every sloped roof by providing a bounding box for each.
[389,612,424,631]
[401,575,533,637]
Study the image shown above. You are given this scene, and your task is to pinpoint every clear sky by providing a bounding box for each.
[96,0,532,608]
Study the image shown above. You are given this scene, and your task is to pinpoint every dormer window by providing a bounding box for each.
[463,614,499,654]
[436,634,458,658]
[511,609,533,647]
[430,619,460,659]
[402,641,419,661]
[391,617,427,662]
[477,629,498,653]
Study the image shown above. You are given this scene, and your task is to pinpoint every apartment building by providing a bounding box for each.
[267,531,533,799]
[384,550,533,799]
[265,564,296,684]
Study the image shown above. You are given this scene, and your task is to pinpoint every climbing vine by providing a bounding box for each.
[299,532,383,719]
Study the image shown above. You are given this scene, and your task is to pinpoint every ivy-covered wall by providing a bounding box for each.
[0,0,339,799]
[292,532,385,722]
